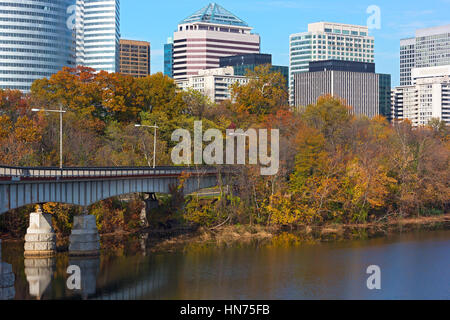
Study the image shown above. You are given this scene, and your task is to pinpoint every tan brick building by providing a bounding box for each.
[119,39,151,77]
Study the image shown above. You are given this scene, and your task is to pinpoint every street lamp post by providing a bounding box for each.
[32,106,66,169]
[135,124,159,168]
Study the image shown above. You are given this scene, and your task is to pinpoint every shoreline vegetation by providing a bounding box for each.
[138,214,450,253]
[3,214,449,254]
[0,66,449,246]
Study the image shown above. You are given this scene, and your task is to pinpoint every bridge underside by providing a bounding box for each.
[0,176,218,215]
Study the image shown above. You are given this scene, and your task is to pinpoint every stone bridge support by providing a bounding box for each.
[24,206,56,258]
[141,193,159,227]
[69,215,100,257]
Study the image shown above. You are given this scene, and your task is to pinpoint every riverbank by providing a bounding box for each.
[142,214,450,253]
[1,214,449,253]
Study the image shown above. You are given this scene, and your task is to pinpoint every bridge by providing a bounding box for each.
[0,166,222,215]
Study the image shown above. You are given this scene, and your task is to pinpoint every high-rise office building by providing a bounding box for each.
[172,3,260,80]
[76,0,120,73]
[392,65,450,127]
[219,53,289,87]
[293,60,391,119]
[119,39,151,78]
[290,22,375,104]
[164,37,174,78]
[0,0,76,92]
[399,38,415,87]
[400,25,450,86]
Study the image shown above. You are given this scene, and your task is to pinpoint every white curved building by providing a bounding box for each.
[76,0,120,73]
[0,0,76,92]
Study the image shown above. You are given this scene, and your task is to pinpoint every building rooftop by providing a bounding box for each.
[309,60,376,73]
[180,3,249,27]
[219,53,272,67]
[416,24,450,37]
[120,39,150,45]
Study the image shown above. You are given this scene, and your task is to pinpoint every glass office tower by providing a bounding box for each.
[164,37,174,78]
[0,0,76,92]
[219,53,289,87]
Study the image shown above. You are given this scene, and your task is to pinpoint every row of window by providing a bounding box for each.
[323,28,367,36]
[0,9,62,20]
[0,2,67,13]
[0,32,68,41]
[0,47,67,55]
[0,84,31,90]
[292,34,373,42]
[0,70,53,76]
[0,24,67,34]
[0,40,71,50]
[0,17,65,27]
[0,62,60,69]
[0,55,67,62]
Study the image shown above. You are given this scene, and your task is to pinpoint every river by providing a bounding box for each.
[1,230,449,300]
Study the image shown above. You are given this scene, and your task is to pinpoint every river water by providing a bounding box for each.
[1,230,449,300]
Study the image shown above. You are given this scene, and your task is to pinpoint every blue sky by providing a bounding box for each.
[121,0,450,86]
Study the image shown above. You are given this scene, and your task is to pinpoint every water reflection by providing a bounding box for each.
[1,230,449,300]
[0,240,15,300]
[68,257,100,299]
[24,257,55,300]
[139,233,149,257]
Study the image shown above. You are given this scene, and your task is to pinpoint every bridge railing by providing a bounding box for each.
[0,166,219,179]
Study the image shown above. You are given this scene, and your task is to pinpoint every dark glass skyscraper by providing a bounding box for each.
[219,54,272,68]
[164,37,174,78]
[219,53,289,87]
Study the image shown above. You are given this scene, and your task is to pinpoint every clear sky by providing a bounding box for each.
[121,0,450,86]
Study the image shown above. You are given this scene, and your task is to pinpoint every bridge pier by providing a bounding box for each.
[24,206,56,258]
[69,214,100,257]
[0,239,16,300]
[141,193,159,227]
[24,257,55,300]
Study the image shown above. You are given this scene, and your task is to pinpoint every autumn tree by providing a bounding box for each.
[182,88,214,118]
[31,66,102,118]
[135,72,186,119]
[0,112,42,166]
[231,64,288,116]
[31,68,187,123]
